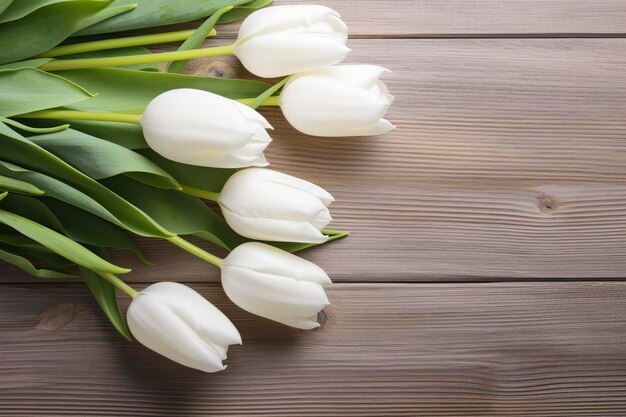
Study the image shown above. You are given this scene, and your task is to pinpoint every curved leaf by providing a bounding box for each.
[56,67,270,112]
[0,175,44,195]
[0,208,130,274]
[166,5,233,74]
[81,263,131,340]
[0,68,94,117]
[0,247,76,278]
[0,0,13,15]
[29,128,180,189]
[0,0,112,64]
[75,0,248,35]
[73,3,137,32]
[218,0,272,24]
[0,121,173,238]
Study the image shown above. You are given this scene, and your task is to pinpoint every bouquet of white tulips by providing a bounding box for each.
[0,1,394,372]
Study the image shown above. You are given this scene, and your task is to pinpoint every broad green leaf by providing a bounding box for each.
[103,176,245,250]
[0,0,112,64]
[75,0,248,35]
[0,175,44,195]
[56,67,270,112]
[0,247,76,278]
[166,5,233,74]
[218,0,272,24]
[0,121,173,238]
[140,149,233,193]
[271,230,350,253]
[0,0,74,23]
[0,68,94,117]
[0,160,121,226]
[81,264,131,340]
[73,3,137,32]
[0,208,129,274]
[0,0,13,15]
[0,192,147,263]
[0,233,71,264]
[29,128,180,189]
[50,119,147,149]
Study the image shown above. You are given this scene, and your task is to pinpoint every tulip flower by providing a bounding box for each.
[222,242,331,329]
[233,5,350,78]
[279,65,395,137]
[127,282,242,373]
[217,168,334,243]
[40,6,350,79]
[140,89,272,168]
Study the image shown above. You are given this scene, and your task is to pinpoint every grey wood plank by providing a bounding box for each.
[4,38,626,283]
[2,282,626,416]
[157,0,626,37]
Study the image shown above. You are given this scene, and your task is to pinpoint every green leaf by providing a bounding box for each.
[218,0,272,24]
[140,149,233,193]
[0,0,13,15]
[0,208,130,274]
[271,230,350,253]
[0,175,44,195]
[0,179,148,263]
[56,67,270,113]
[75,0,249,35]
[0,121,173,238]
[247,75,289,110]
[81,264,131,340]
[0,68,94,117]
[29,128,181,190]
[103,176,245,250]
[0,247,76,278]
[166,5,233,74]
[0,0,112,64]
[73,3,137,32]
[1,116,69,134]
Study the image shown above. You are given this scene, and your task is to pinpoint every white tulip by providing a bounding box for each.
[222,242,331,329]
[140,89,272,168]
[127,282,241,373]
[233,5,350,78]
[218,168,334,243]
[279,65,395,137]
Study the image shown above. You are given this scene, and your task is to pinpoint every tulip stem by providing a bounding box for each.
[237,96,281,107]
[16,110,142,125]
[39,44,236,72]
[180,185,220,202]
[167,236,224,268]
[36,29,218,58]
[97,271,139,299]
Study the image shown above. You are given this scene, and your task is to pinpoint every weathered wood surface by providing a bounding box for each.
[3,283,626,416]
[3,1,626,415]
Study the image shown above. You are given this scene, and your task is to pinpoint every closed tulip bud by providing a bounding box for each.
[127,282,241,373]
[222,242,331,329]
[280,65,395,137]
[218,168,334,243]
[233,5,350,78]
[141,89,272,168]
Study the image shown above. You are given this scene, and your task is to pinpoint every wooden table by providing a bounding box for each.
[3,1,626,415]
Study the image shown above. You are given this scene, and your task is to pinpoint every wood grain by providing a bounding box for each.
[5,38,626,283]
[3,283,626,416]
[161,0,626,37]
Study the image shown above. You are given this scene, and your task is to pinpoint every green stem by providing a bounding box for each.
[180,184,220,202]
[37,29,218,58]
[17,110,142,124]
[97,271,139,298]
[238,95,281,107]
[40,44,235,72]
[167,236,223,268]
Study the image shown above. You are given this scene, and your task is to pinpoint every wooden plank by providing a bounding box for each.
[4,38,626,283]
[2,282,626,415]
[162,0,626,37]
